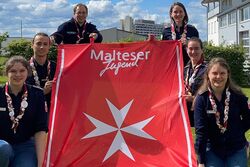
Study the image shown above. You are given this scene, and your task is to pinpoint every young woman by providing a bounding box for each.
[162,2,199,66]
[194,57,250,167]
[0,56,48,167]
[183,37,207,127]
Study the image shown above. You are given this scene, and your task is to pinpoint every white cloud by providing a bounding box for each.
[0,0,207,41]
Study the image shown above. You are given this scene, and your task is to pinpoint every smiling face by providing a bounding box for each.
[74,5,88,24]
[32,35,50,58]
[187,40,203,65]
[208,63,228,92]
[171,5,185,26]
[8,62,28,89]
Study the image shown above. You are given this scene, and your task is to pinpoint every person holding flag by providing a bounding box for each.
[194,57,250,167]
[0,56,48,167]
[50,3,103,44]
[184,37,207,127]
[162,2,199,66]
[26,32,56,113]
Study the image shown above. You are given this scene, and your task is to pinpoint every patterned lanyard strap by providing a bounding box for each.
[5,82,28,133]
[30,57,51,87]
[171,21,187,40]
[185,63,202,93]
[208,87,230,133]
[74,19,87,43]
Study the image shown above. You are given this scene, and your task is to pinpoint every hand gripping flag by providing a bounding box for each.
[44,40,197,167]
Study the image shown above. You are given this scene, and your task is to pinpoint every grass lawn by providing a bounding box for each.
[242,88,250,98]
[242,87,250,141]
[0,56,8,65]
[0,76,7,85]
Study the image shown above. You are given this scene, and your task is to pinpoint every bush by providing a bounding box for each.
[5,39,33,59]
[4,39,57,62]
[204,44,247,86]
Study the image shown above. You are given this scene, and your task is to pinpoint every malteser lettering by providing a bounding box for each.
[90,49,150,76]
[91,50,150,61]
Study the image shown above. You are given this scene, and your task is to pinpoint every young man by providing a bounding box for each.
[26,32,56,113]
[50,3,103,44]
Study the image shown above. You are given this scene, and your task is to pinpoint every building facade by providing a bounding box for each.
[120,16,165,39]
[202,0,250,71]
[100,28,147,43]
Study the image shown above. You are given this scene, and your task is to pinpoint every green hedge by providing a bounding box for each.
[204,44,247,86]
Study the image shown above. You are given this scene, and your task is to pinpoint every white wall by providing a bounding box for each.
[219,24,237,45]
[208,17,219,45]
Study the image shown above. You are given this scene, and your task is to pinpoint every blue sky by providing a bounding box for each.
[0,0,207,40]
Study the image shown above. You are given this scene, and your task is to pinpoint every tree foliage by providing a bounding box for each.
[0,32,8,44]
[5,38,33,59]
[0,32,9,55]
[4,38,57,62]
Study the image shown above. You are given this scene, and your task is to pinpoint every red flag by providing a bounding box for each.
[44,40,197,167]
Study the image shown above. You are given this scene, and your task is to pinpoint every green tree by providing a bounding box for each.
[5,38,33,59]
[0,32,9,55]
[4,38,57,62]
[0,32,8,43]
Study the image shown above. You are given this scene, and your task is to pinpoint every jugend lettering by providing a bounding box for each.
[91,49,150,76]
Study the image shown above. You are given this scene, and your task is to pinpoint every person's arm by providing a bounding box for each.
[34,131,47,167]
[43,80,54,95]
[33,88,49,167]
[240,95,250,131]
[193,26,199,38]
[194,94,208,164]
[89,24,103,43]
[50,23,66,45]
[161,27,172,40]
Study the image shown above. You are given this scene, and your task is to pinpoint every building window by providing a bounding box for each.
[240,31,250,57]
[220,15,227,27]
[208,23,210,35]
[240,6,250,21]
[228,11,236,25]
[214,21,217,33]
[208,2,219,11]
[212,22,214,34]
[221,0,232,11]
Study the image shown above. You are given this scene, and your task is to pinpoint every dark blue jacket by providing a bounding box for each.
[0,84,48,144]
[26,59,56,113]
[194,89,250,164]
[51,18,103,44]
[184,61,207,95]
[184,61,207,126]
[162,24,199,65]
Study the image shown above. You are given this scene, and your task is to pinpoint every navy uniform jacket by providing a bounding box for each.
[0,84,48,145]
[26,59,56,112]
[162,24,199,65]
[194,89,250,164]
[51,18,103,44]
[184,61,207,126]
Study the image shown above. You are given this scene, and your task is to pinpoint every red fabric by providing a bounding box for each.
[44,40,197,167]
